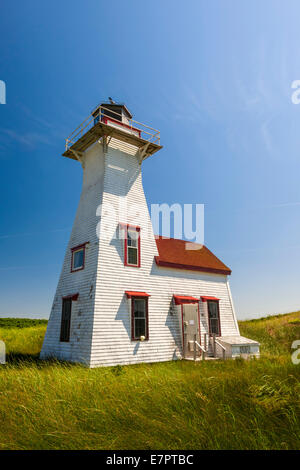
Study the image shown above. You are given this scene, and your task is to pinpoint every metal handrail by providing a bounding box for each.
[193,335,206,361]
[195,341,206,353]
[65,104,160,151]
[215,338,226,360]
[215,339,226,351]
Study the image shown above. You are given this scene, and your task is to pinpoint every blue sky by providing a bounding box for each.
[1,0,300,319]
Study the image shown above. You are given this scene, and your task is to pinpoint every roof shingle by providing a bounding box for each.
[155,237,231,275]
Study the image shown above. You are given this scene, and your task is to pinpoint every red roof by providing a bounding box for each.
[155,237,231,275]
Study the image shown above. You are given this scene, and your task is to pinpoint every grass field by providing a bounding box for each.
[0,312,299,450]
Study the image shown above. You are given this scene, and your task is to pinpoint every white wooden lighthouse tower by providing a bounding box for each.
[41,101,164,365]
[41,100,259,366]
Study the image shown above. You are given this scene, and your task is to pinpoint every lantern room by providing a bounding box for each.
[92,99,133,126]
[63,98,162,163]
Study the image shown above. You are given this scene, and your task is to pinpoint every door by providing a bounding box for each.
[182,303,200,357]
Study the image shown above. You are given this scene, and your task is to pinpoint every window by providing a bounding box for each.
[60,298,72,342]
[131,296,149,340]
[207,300,221,336]
[124,225,141,267]
[240,345,250,354]
[102,106,122,122]
[71,244,87,272]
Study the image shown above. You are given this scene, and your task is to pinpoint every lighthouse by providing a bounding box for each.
[41,100,259,366]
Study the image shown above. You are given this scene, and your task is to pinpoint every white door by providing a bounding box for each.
[182,303,200,357]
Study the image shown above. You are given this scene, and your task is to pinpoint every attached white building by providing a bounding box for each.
[40,101,259,366]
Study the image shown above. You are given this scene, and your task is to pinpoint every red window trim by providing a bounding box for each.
[70,243,88,273]
[62,293,79,301]
[201,296,220,302]
[129,295,149,341]
[101,116,141,137]
[122,224,141,268]
[173,295,199,305]
[125,291,150,298]
[206,299,221,337]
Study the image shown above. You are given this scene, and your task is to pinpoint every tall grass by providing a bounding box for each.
[0,325,46,360]
[240,310,300,358]
[0,312,299,450]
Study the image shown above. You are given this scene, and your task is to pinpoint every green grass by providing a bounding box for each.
[0,311,299,450]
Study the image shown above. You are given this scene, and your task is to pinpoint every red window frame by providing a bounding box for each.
[71,243,88,273]
[123,224,141,268]
[207,300,221,337]
[130,295,149,341]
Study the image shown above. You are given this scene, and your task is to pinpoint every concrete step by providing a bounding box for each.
[184,356,220,362]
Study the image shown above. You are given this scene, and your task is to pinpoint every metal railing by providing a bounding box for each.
[65,104,160,151]
[213,334,226,360]
[193,335,207,361]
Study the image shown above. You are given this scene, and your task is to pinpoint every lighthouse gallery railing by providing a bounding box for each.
[65,105,160,151]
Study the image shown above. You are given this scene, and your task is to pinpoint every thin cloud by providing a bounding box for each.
[261,118,275,155]
[0,263,61,271]
[17,103,54,130]
[0,227,70,240]
[269,202,300,208]
[219,241,300,256]
[0,128,55,148]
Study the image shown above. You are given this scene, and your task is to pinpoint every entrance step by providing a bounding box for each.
[184,356,220,362]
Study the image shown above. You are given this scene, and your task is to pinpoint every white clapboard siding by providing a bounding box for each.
[41,138,240,367]
[40,144,104,363]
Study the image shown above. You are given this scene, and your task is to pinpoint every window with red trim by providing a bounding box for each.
[207,300,221,336]
[131,296,149,340]
[124,225,141,267]
[71,244,87,272]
